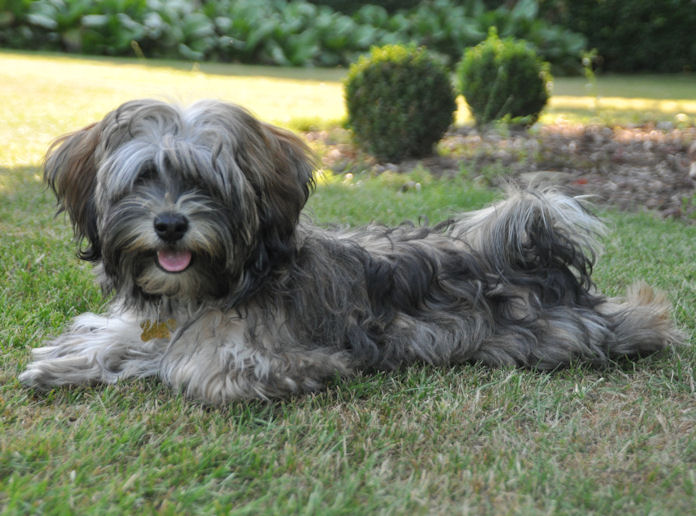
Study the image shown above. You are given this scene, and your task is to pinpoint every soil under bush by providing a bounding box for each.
[309,123,696,221]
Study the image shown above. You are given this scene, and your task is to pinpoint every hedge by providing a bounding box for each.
[539,0,696,73]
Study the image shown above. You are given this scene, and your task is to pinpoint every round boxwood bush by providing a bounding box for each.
[456,30,551,128]
[344,45,457,162]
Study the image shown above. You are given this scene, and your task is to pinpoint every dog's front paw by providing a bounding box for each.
[18,366,49,390]
[18,360,63,390]
[19,346,69,389]
[19,349,102,390]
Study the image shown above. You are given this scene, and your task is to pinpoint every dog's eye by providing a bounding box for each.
[134,166,158,186]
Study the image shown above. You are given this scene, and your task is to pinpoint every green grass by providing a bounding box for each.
[0,51,347,168]
[1,51,696,514]
[545,73,696,126]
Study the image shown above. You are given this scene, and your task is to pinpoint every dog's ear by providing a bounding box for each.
[231,113,315,248]
[258,123,315,236]
[219,112,316,303]
[44,122,102,261]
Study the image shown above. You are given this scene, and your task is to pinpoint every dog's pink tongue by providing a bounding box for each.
[157,250,192,272]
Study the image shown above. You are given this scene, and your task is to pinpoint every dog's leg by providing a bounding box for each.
[161,344,351,404]
[470,283,682,369]
[155,312,353,404]
[19,312,164,389]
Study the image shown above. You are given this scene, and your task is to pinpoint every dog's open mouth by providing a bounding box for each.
[156,249,192,273]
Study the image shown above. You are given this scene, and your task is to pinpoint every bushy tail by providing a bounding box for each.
[451,188,605,290]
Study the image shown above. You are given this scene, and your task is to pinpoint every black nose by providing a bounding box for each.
[154,212,189,242]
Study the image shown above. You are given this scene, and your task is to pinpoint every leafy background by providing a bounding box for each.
[0,0,585,73]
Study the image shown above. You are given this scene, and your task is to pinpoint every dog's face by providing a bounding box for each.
[45,100,314,307]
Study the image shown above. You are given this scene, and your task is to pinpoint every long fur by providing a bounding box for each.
[19,99,683,404]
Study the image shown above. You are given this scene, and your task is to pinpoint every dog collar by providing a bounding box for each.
[140,319,177,341]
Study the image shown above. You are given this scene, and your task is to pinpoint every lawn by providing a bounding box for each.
[1,51,696,514]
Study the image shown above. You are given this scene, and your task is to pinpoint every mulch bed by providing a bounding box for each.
[307,123,696,221]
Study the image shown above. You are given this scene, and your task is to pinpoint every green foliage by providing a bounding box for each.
[201,0,374,67]
[349,0,585,73]
[545,0,696,73]
[305,0,421,14]
[477,0,584,75]
[456,29,551,127]
[17,0,149,54]
[539,0,696,73]
[0,0,585,72]
[344,45,456,162]
[143,0,216,61]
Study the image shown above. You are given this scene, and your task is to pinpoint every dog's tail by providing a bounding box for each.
[451,188,683,363]
[451,188,604,290]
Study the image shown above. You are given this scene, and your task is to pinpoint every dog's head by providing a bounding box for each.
[45,99,314,307]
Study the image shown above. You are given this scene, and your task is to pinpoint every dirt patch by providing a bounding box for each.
[307,124,696,221]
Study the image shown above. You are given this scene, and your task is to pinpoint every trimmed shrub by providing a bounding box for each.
[344,45,457,162]
[456,29,551,127]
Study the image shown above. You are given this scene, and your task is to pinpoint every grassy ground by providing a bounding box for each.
[1,51,696,514]
[548,74,696,125]
[4,50,696,167]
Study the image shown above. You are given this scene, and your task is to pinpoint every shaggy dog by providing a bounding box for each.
[19,99,682,404]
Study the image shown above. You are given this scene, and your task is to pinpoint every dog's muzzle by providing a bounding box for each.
[154,212,189,242]
[154,212,192,273]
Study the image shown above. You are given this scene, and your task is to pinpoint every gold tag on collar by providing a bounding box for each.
[140,319,177,341]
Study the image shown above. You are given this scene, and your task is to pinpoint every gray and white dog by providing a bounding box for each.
[19,99,682,404]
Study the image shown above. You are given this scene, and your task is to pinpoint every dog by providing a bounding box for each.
[19,99,683,404]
